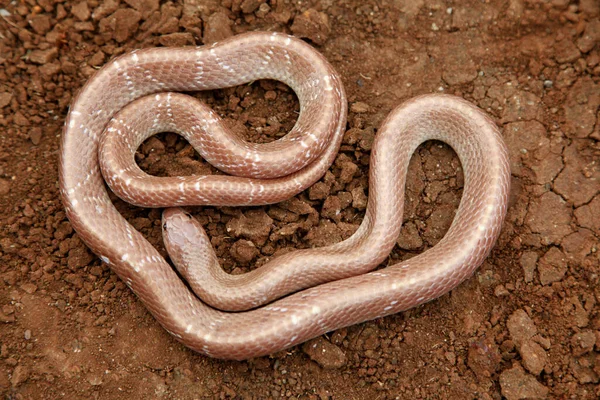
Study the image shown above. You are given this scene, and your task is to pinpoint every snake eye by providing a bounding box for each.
[163,223,167,230]
[186,213,193,219]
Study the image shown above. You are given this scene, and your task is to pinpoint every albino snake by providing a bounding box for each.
[59,31,510,360]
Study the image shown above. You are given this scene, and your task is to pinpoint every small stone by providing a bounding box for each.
[74,21,95,31]
[24,330,31,340]
[396,221,423,250]
[494,284,510,297]
[321,196,342,221]
[124,0,159,15]
[350,102,369,113]
[571,330,596,356]
[20,283,37,294]
[226,210,273,246]
[555,67,577,89]
[0,309,15,323]
[338,161,358,184]
[0,92,12,108]
[87,373,103,386]
[280,198,314,215]
[467,337,502,379]
[537,247,567,285]
[240,0,264,14]
[99,8,142,43]
[39,62,61,77]
[256,3,271,18]
[71,1,91,21]
[203,12,233,44]
[290,8,331,45]
[499,364,549,400]
[67,247,95,270]
[29,48,59,64]
[554,38,581,63]
[304,220,343,247]
[29,127,42,145]
[351,187,368,209]
[520,251,538,283]
[0,179,10,196]
[302,337,347,369]
[28,14,51,34]
[92,0,119,20]
[159,32,195,47]
[579,0,599,16]
[88,51,105,67]
[445,351,456,365]
[264,91,277,101]
[10,365,29,387]
[570,355,599,384]
[308,182,330,200]
[229,240,259,264]
[577,19,600,53]
[519,340,547,375]
[507,309,537,345]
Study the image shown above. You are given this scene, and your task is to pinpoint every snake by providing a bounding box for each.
[59,31,510,360]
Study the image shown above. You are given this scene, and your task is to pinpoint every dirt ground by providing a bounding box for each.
[0,0,599,398]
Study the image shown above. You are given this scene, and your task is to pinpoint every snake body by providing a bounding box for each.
[59,32,510,360]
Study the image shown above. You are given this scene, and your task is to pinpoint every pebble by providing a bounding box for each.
[577,19,600,53]
[537,247,567,285]
[92,0,119,20]
[226,210,273,246]
[203,12,233,44]
[0,178,10,196]
[10,365,29,387]
[554,38,581,63]
[29,127,42,145]
[350,102,369,113]
[290,8,331,45]
[20,283,37,294]
[230,239,259,264]
[0,309,15,323]
[507,309,537,345]
[28,14,51,34]
[29,48,59,65]
[159,32,195,47]
[351,187,368,209]
[71,1,91,21]
[519,251,538,283]
[467,337,501,379]
[0,92,12,108]
[571,330,596,356]
[302,337,347,369]
[240,0,264,14]
[499,364,549,399]
[396,221,423,250]
[494,284,510,297]
[519,340,547,375]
